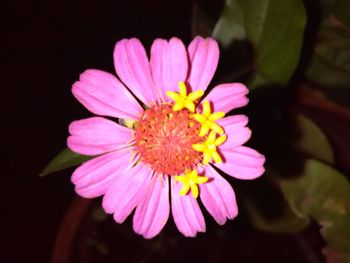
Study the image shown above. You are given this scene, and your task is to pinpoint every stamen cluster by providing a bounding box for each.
[135,82,227,198]
[134,104,203,176]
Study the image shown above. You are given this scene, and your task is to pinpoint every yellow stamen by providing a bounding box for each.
[192,131,226,165]
[192,100,225,137]
[166,82,204,113]
[175,169,208,198]
[119,119,136,129]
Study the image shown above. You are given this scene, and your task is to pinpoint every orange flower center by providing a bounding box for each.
[134,103,204,176]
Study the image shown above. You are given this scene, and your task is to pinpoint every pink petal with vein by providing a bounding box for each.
[187,36,219,92]
[219,117,251,150]
[204,83,249,113]
[200,165,238,224]
[133,175,170,239]
[221,129,252,151]
[72,69,142,120]
[67,117,132,155]
[150,37,188,101]
[72,147,136,198]
[102,164,153,223]
[215,146,265,180]
[114,38,160,105]
[171,177,205,237]
[217,115,248,129]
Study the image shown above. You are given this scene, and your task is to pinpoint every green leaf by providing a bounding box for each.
[213,0,306,86]
[306,23,350,89]
[322,215,350,253]
[240,175,309,234]
[244,197,310,233]
[295,113,334,164]
[281,159,350,256]
[212,0,245,45]
[40,148,94,177]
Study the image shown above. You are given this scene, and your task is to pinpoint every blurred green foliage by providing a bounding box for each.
[295,113,334,164]
[282,159,350,260]
[213,0,306,87]
[40,149,93,177]
[306,20,350,89]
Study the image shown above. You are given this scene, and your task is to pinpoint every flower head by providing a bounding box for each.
[67,36,265,239]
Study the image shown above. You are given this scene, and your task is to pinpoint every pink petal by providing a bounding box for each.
[133,175,170,239]
[220,118,252,150]
[203,83,249,113]
[102,164,153,223]
[171,177,205,237]
[72,69,143,120]
[71,147,136,198]
[200,165,238,225]
[114,38,160,105]
[215,146,265,180]
[217,115,249,129]
[67,117,132,155]
[150,37,188,101]
[187,36,219,92]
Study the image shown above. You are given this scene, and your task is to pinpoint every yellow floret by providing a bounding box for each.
[192,131,226,165]
[175,169,208,198]
[192,100,225,137]
[166,81,204,113]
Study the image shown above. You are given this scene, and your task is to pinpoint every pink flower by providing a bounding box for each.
[67,36,265,238]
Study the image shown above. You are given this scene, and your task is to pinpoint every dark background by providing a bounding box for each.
[4,0,193,261]
[3,0,325,262]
